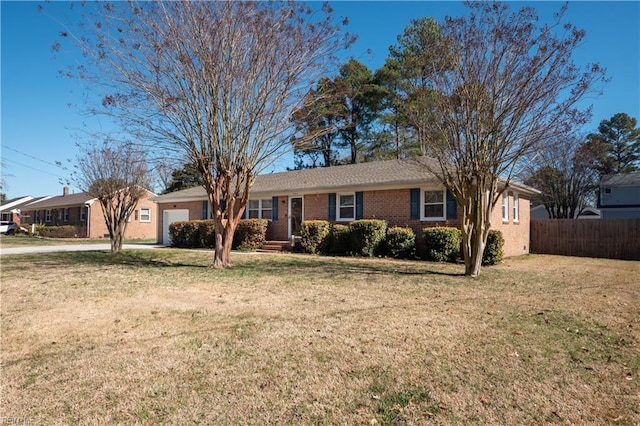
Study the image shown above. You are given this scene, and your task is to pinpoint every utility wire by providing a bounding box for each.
[1,144,71,172]
[2,158,68,180]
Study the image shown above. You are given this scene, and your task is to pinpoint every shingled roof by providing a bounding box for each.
[24,192,95,209]
[600,172,640,187]
[154,157,539,203]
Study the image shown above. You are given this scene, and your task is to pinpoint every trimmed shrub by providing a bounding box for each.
[325,224,350,256]
[233,219,268,251]
[39,225,82,238]
[300,220,330,254]
[168,220,215,248]
[383,226,416,259]
[482,230,504,265]
[424,226,461,262]
[349,219,387,257]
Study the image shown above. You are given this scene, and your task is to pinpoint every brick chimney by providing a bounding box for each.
[63,186,69,196]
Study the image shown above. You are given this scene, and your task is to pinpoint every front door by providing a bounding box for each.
[289,197,303,237]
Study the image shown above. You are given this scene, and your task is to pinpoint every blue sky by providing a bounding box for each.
[1,1,639,199]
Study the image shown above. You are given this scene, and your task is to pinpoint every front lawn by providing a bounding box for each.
[1,250,638,424]
[0,234,156,248]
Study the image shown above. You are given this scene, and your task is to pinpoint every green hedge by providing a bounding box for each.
[300,220,330,254]
[169,220,216,248]
[383,226,416,259]
[482,230,504,265]
[39,225,83,238]
[325,224,351,256]
[348,220,387,257]
[424,227,461,262]
[233,219,268,251]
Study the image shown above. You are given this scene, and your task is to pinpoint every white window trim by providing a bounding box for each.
[80,207,86,222]
[247,199,273,220]
[421,188,446,221]
[336,192,356,222]
[140,207,152,223]
[63,208,70,222]
[513,193,519,223]
[45,209,52,222]
[502,192,509,222]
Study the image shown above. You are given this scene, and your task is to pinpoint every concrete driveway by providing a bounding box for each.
[0,243,164,256]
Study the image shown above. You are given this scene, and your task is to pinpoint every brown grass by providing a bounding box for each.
[1,250,638,424]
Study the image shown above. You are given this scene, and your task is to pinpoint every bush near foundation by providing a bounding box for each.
[39,225,83,238]
[233,219,268,251]
[348,219,388,257]
[168,220,216,248]
[424,227,461,262]
[324,224,350,256]
[482,230,504,265]
[382,226,416,259]
[300,220,330,254]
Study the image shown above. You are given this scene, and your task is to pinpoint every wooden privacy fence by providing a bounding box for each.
[530,219,640,260]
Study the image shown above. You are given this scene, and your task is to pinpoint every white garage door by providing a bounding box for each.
[163,209,190,246]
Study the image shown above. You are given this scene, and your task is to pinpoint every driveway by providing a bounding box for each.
[0,243,164,256]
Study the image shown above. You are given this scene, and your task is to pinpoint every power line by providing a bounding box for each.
[1,144,71,172]
[2,158,69,180]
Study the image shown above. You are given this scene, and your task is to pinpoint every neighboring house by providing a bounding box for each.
[153,158,539,258]
[0,196,39,224]
[598,172,640,219]
[21,186,158,239]
[530,205,601,220]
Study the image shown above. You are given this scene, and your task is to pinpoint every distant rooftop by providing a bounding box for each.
[600,172,640,187]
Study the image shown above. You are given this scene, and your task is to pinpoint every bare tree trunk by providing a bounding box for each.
[460,184,492,277]
[211,215,240,268]
[109,222,126,253]
[212,221,226,268]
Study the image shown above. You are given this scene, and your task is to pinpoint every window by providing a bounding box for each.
[35,211,41,223]
[337,193,355,221]
[247,199,273,220]
[140,208,151,222]
[45,210,52,222]
[422,190,445,220]
[513,193,519,223]
[502,193,509,222]
[63,208,70,222]
[80,207,86,221]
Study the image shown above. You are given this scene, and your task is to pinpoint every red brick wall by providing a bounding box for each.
[86,196,157,240]
[154,188,532,258]
[491,191,531,257]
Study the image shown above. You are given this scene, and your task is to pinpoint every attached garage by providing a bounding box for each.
[162,209,190,246]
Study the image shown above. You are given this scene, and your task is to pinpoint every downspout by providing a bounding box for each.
[85,200,95,238]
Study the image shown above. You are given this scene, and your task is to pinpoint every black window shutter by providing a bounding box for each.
[202,201,209,219]
[355,192,364,220]
[272,196,278,221]
[446,190,457,220]
[328,193,336,221]
[410,188,420,220]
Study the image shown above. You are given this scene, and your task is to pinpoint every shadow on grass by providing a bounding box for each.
[16,250,208,269]
[241,254,466,278]
[13,248,466,278]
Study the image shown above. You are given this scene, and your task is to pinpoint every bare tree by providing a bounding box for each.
[414,2,606,276]
[74,141,152,253]
[525,136,599,219]
[52,1,351,267]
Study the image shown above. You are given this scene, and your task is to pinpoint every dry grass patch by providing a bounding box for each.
[1,250,638,424]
